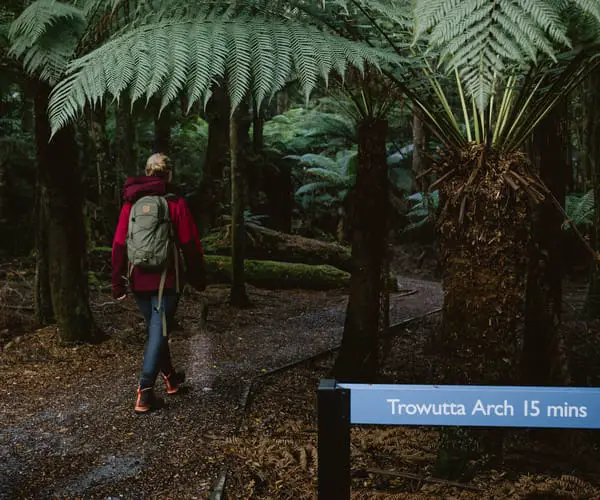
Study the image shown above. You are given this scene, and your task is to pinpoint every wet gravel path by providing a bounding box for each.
[1,278,442,498]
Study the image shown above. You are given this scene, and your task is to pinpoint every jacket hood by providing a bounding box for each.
[123,176,166,202]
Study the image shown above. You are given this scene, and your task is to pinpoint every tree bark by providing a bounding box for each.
[115,98,136,193]
[195,85,230,233]
[229,103,251,307]
[583,66,600,318]
[333,118,389,382]
[523,102,570,385]
[154,104,171,153]
[412,109,429,191]
[34,179,53,326]
[34,83,99,344]
[435,145,531,476]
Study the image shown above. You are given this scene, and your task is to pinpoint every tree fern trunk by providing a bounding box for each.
[34,83,100,344]
[523,102,570,385]
[229,103,250,307]
[334,118,388,382]
[435,145,531,476]
[583,67,600,318]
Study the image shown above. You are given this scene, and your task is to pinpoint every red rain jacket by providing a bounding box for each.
[111,176,205,298]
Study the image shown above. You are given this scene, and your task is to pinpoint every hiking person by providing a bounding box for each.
[111,153,206,413]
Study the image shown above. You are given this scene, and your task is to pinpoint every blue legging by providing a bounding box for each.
[134,293,179,389]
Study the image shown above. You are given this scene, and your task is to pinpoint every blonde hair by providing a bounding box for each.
[145,153,172,179]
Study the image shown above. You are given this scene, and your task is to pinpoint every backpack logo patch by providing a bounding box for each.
[142,204,151,214]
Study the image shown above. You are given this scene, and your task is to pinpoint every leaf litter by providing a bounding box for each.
[1,257,600,498]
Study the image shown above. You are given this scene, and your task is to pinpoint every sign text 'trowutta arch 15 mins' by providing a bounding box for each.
[337,384,600,429]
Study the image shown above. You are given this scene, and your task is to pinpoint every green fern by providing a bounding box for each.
[8,0,86,85]
[413,0,600,111]
[47,14,398,135]
[565,190,595,230]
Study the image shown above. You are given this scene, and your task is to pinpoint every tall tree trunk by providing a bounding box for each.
[253,103,264,155]
[34,83,99,344]
[34,174,53,326]
[435,145,531,476]
[195,85,230,233]
[583,67,600,318]
[88,105,113,246]
[154,104,171,153]
[523,102,570,385]
[115,99,136,202]
[412,109,429,191]
[229,103,251,307]
[334,118,389,382]
[263,163,293,233]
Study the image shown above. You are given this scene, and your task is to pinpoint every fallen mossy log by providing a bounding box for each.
[88,247,396,291]
[205,255,398,291]
[205,255,349,290]
[202,222,353,272]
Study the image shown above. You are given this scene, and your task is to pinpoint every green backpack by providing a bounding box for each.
[127,194,180,335]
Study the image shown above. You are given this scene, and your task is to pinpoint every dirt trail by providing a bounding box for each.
[1,277,442,498]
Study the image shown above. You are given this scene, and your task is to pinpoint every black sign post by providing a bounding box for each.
[317,379,351,500]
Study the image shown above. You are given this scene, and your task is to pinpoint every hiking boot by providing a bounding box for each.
[160,370,185,395]
[135,386,163,413]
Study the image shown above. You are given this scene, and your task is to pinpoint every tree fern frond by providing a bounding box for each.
[289,23,320,104]
[226,20,252,111]
[48,15,398,134]
[572,0,600,26]
[249,20,275,110]
[8,0,86,85]
[414,0,576,110]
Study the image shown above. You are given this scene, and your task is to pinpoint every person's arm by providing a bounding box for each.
[112,203,132,298]
[174,198,206,290]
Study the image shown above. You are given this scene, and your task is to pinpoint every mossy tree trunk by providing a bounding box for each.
[34,83,99,343]
[435,145,531,476]
[334,118,389,382]
[229,102,251,307]
[523,102,570,385]
[583,67,600,318]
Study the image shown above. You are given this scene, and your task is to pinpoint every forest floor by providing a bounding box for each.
[2,244,600,499]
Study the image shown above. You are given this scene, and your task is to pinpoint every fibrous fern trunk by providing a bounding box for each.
[34,83,99,344]
[334,118,389,382]
[435,145,531,475]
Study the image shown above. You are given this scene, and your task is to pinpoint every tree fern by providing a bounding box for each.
[8,0,86,85]
[47,14,397,134]
[413,0,600,111]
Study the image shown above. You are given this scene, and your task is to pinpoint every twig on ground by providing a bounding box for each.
[387,308,442,337]
[2,305,34,311]
[357,467,484,492]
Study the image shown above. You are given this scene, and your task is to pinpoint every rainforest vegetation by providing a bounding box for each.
[2,0,600,497]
